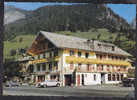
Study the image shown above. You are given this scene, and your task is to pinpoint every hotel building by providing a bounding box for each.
[25,31,132,86]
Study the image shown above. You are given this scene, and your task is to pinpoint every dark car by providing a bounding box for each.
[122,78,135,87]
[5,81,20,87]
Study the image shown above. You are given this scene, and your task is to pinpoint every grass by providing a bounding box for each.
[4,35,36,59]
[57,28,118,41]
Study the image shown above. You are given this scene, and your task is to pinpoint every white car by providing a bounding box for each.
[36,80,60,88]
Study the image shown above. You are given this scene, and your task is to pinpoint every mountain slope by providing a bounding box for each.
[4,5,29,24]
[5,4,132,40]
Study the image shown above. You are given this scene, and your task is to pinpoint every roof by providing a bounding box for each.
[39,31,131,57]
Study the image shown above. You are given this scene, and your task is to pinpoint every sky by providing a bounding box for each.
[5,2,136,23]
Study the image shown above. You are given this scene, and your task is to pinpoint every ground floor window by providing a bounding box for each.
[94,74,96,81]
[108,74,111,81]
[87,64,90,71]
[117,74,120,81]
[121,74,123,81]
[112,74,116,81]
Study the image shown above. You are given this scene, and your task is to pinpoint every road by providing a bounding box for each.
[3,85,134,97]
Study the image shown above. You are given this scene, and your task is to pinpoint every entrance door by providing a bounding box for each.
[101,73,105,84]
[82,74,84,85]
[77,74,80,86]
[65,75,72,86]
[38,76,45,82]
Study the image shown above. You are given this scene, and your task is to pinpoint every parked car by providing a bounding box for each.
[122,78,135,87]
[5,81,20,87]
[36,80,60,88]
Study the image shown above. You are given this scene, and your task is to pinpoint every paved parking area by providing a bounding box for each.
[3,85,134,97]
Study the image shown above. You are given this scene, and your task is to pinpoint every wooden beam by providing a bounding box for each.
[4,0,136,4]
[0,0,4,96]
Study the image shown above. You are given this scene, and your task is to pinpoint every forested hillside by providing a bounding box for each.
[4,4,136,64]
[5,4,133,40]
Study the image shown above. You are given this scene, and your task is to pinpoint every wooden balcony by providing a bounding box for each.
[66,56,131,67]
[32,56,59,64]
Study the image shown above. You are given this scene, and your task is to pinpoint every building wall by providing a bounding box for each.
[26,47,130,86]
[75,72,101,86]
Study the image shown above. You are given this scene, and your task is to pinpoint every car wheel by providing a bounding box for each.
[43,85,47,88]
[56,83,60,87]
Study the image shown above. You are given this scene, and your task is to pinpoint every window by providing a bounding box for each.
[115,56,118,60]
[38,55,40,59]
[78,63,81,67]
[78,63,81,70]
[96,54,99,58]
[29,64,34,73]
[49,52,52,57]
[107,66,110,72]
[70,50,74,56]
[112,74,116,81]
[54,62,58,70]
[42,63,46,71]
[48,42,54,48]
[94,74,96,81]
[70,63,74,70]
[98,44,101,47]
[101,65,104,71]
[85,53,89,58]
[87,64,90,71]
[112,46,115,51]
[108,74,111,81]
[78,51,81,57]
[117,74,120,81]
[43,53,46,58]
[54,50,58,57]
[43,43,45,50]
[112,56,114,60]
[100,55,102,59]
[49,62,52,71]
[97,64,100,70]
[121,74,123,81]
[37,64,41,71]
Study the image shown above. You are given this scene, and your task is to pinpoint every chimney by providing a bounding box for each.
[86,39,95,50]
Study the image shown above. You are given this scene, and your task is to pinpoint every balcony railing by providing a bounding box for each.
[32,56,59,64]
[66,56,131,67]
[75,67,127,73]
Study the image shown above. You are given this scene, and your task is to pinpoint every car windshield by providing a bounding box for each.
[42,80,47,82]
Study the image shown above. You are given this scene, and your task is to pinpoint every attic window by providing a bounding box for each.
[70,50,74,56]
[98,44,101,48]
[78,51,81,57]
